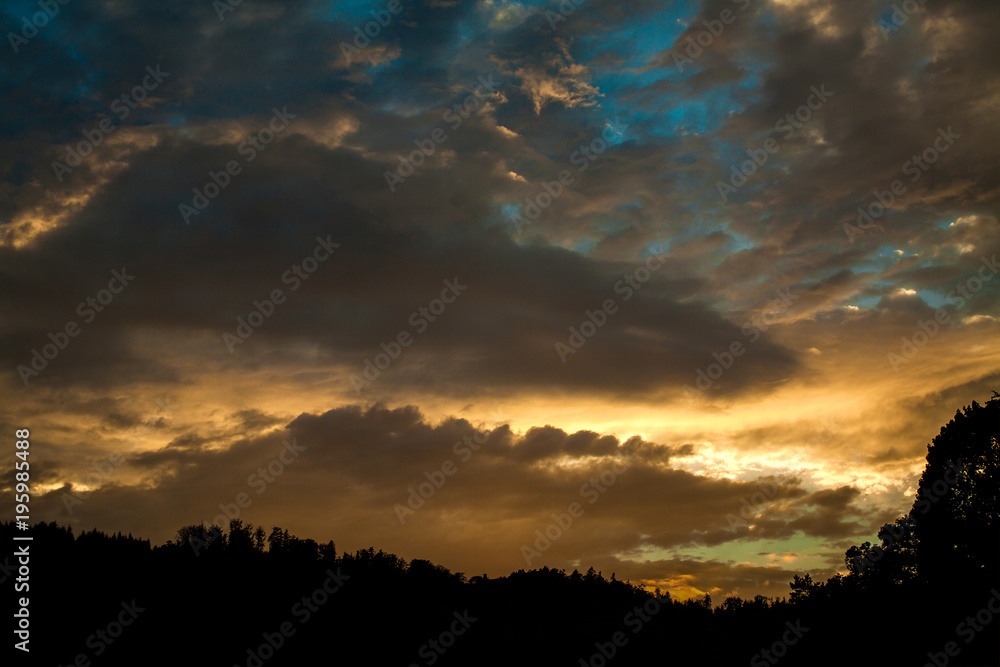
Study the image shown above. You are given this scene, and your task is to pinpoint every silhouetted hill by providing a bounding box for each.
[6,394,998,666]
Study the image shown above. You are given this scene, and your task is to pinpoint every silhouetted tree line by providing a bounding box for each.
[5,394,997,665]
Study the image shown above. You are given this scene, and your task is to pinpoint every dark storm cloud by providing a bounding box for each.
[0,123,802,398]
[24,403,876,586]
[3,0,999,601]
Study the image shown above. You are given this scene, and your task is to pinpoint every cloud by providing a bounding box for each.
[512,41,603,114]
[19,402,883,598]
[2,0,999,600]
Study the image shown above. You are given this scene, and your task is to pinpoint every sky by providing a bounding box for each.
[1,0,998,601]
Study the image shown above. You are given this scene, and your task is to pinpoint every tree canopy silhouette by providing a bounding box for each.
[6,393,997,666]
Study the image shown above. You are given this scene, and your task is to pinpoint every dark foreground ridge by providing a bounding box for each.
[5,395,998,666]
